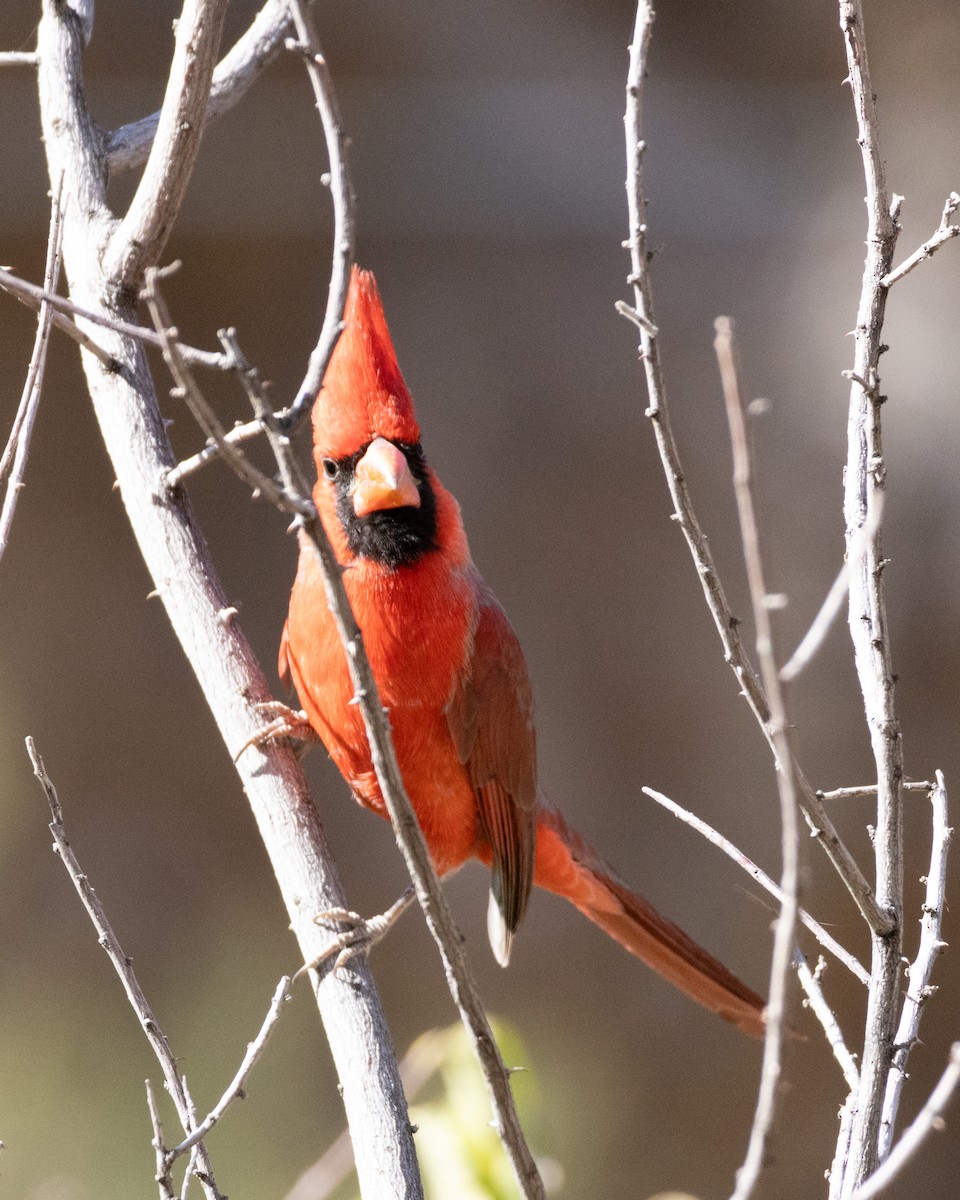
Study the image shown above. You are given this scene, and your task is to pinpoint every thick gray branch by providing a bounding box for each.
[36,4,422,1196]
[102,0,229,287]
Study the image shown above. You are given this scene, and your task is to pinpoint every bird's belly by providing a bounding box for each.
[337,703,481,876]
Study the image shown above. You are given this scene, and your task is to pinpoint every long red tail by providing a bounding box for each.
[533,803,766,1037]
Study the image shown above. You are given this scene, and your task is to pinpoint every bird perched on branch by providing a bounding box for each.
[278,266,765,1037]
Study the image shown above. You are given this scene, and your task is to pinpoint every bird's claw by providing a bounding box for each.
[234,701,317,761]
[301,887,417,980]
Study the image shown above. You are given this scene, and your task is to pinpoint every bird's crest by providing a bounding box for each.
[312,266,421,460]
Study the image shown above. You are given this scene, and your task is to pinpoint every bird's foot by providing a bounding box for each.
[235,701,318,761]
[301,885,417,978]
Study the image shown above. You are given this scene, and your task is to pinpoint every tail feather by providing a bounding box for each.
[534,803,766,1038]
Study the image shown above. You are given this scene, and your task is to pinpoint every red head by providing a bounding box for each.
[312,266,421,463]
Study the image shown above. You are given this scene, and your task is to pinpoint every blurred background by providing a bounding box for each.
[2,1,960,1197]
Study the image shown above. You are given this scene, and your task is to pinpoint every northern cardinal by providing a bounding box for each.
[279,267,765,1037]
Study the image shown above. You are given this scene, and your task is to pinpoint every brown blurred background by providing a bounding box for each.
[3,1,960,1197]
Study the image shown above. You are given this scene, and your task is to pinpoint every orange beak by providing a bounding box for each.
[352,437,421,517]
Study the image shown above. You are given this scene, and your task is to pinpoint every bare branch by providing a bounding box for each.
[0,267,227,368]
[621,0,888,938]
[25,737,224,1200]
[0,51,39,66]
[716,316,800,1200]
[641,787,867,984]
[106,1,293,175]
[882,192,960,289]
[779,564,848,682]
[852,1043,960,1200]
[821,782,934,802]
[796,953,861,1093]
[165,418,266,487]
[103,0,229,287]
[879,771,952,1156]
[282,0,355,427]
[0,178,63,565]
[838,0,905,1185]
[168,976,293,1161]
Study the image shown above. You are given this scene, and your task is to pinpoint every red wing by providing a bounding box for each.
[446,578,537,959]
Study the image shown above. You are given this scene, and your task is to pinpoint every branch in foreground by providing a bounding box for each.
[149,283,544,1199]
[641,787,867,984]
[715,316,800,1200]
[25,738,224,1200]
[0,51,39,65]
[620,0,887,939]
[0,178,63,565]
[851,1042,960,1200]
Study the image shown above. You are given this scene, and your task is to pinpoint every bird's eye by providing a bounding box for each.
[321,457,339,480]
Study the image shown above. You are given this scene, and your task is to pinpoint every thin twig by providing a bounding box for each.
[165,418,266,488]
[0,267,226,368]
[621,0,887,938]
[851,1043,960,1200]
[879,771,952,1156]
[881,192,960,289]
[0,177,64,565]
[142,269,309,515]
[796,953,861,1092]
[106,1,292,175]
[103,0,229,287]
[716,316,800,1200]
[25,737,224,1200]
[779,564,849,682]
[641,786,867,984]
[146,1079,176,1200]
[838,0,905,1188]
[168,976,293,1160]
[282,0,355,428]
[0,51,39,65]
[821,782,934,802]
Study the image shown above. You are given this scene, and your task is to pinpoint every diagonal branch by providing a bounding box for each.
[0,266,227,369]
[621,0,887,937]
[882,192,960,289]
[26,738,224,1200]
[106,1,292,176]
[796,953,861,1093]
[642,786,867,985]
[103,0,229,287]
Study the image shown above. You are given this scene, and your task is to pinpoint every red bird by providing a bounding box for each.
[280,267,765,1037]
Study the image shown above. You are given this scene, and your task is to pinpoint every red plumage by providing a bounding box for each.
[281,267,765,1036]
